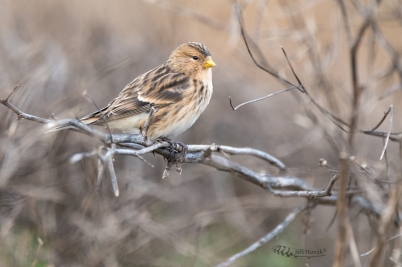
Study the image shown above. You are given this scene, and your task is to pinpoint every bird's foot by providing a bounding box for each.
[157,137,188,178]
[158,137,188,163]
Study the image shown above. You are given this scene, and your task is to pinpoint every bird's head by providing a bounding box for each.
[168,42,216,76]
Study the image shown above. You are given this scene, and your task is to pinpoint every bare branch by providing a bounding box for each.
[69,150,98,164]
[5,85,20,102]
[215,204,308,267]
[362,233,402,257]
[0,89,52,124]
[105,146,119,197]
[280,47,351,132]
[96,158,104,190]
[267,173,339,198]
[0,90,390,222]
[188,144,286,170]
[115,142,169,156]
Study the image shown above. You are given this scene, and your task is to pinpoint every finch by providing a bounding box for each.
[79,42,215,140]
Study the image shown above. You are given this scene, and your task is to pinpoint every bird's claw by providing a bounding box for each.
[157,137,187,178]
[158,137,188,163]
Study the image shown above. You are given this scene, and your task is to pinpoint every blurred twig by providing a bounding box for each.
[379,105,393,160]
[31,238,44,267]
[215,204,309,267]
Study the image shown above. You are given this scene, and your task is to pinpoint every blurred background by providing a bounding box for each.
[0,0,401,266]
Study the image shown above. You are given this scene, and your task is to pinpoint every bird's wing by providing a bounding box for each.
[81,68,191,125]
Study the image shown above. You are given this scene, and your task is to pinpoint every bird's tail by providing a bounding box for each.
[45,124,80,133]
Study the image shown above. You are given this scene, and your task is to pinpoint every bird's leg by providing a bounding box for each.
[140,106,156,141]
[157,137,188,178]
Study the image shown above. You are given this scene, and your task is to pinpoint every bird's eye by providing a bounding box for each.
[192,56,199,60]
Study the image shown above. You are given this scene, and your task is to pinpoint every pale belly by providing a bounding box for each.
[153,108,203,139]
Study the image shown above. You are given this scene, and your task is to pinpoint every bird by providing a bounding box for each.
[77,42,216,142]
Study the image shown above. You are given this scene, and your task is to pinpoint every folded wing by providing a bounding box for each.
[80,68,191,125]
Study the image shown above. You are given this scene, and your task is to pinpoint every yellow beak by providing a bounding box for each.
[204,58,216,69]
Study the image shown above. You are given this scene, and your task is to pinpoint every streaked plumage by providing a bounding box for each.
[80,42,215,140]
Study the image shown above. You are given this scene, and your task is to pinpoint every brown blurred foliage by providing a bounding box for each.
[1,0,402,266]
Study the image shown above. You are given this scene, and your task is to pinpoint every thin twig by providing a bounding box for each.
[266,173,339,198]
[31,237,44,267]
[351,157,375,177]
[0,89,52,124]
[280,47,351,132]
[362,130,401,142]
[370,106,392,132]
[369,182,400,266]
[361,234,402,257]
[105,144,119,197]
[345,219,363,267]
[333,155,349,267]
[281,47,304,89]
[337,0,353,47]
[380,105,393,160]
[229,86,299,111]
[215,204,308,267]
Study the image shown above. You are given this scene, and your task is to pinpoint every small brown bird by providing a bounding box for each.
[80,42,215,140]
